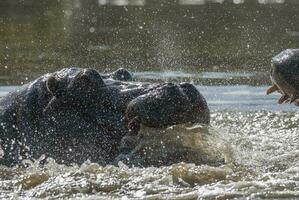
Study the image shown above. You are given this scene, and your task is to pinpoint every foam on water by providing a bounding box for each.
[0,111,298,199]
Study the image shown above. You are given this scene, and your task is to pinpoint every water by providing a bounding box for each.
[0,71,298,199]
[1,0,299,199]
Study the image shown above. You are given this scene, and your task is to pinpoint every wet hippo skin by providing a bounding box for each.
[267,49,299,105]
[0,68,210,166]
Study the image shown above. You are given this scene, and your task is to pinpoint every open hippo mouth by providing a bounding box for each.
[267,49,299,105]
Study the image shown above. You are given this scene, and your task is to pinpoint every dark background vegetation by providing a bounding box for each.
[1,0,299,85]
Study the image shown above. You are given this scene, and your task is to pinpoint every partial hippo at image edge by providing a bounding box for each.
[267,49,299,105]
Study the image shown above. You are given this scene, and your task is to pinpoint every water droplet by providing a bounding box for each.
[89,27,95,33]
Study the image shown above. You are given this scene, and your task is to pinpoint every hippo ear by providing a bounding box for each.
[46,76,62,96]
[111,68,133,81]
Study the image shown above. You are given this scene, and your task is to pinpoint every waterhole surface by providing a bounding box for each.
[0,71,298,199]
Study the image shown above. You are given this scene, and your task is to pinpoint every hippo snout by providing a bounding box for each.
[125,83,210,134]
[267,49,299,105]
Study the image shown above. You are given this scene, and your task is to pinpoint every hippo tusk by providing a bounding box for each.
[266,84,279,95]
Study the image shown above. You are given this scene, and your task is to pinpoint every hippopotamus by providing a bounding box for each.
[0,68,210,166]
[267,49,299,105]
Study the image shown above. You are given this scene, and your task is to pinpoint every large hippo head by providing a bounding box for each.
[43,68,209,135]
[267,49,299,105]
[0,67,210,166]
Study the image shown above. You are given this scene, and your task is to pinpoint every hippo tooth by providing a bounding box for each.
[266,84,279,95]
[278,95,289,104]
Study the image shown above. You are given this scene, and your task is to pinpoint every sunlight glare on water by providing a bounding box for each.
[0,71,298,199]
